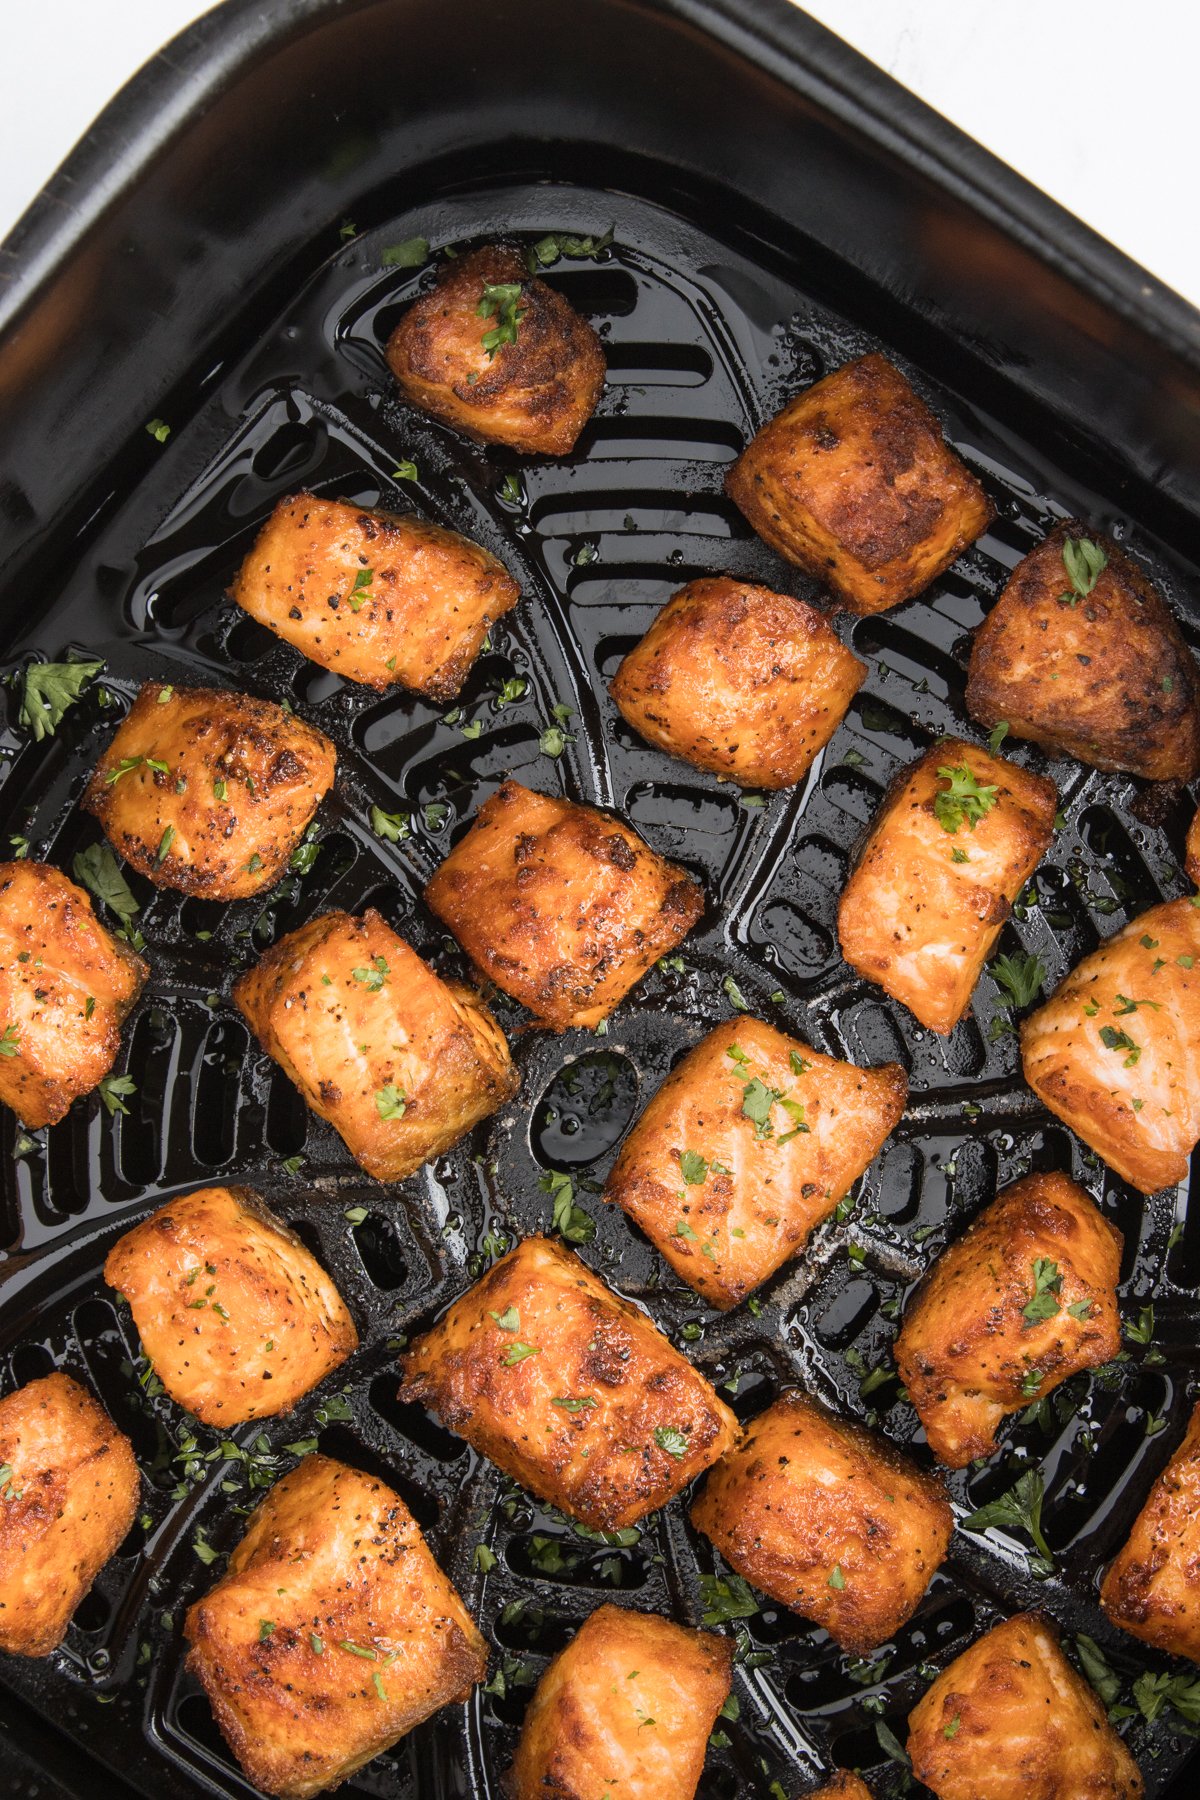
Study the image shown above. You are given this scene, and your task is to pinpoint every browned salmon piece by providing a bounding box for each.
[726,353,992,614]
[611,576,866,787]
[895,1173,1122,1468]
[386,244,605,455]
[907,1613,1143,1800]
[967,522,1200,780]
[691,1390,951,1652]
[0,860,147,1128]
[82,681,335,899]
[509,1603,731,1800]
[1020,897,1200,1193]
[605,1016,905,1308]
[1102,1398,1200,1662]
[185,1455,486,1798]
[230,493,519,699]
[838,739,1057,1034]
[424,779,704,1030]
[104,1186,358,1427]
[400,1235,739,1530]
[233,909,518,1183]
[0,1373,139,1657]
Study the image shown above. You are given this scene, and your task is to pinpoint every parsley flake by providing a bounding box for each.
[477,281,526,356]
[934,764,999,834]
[18,658,104,742]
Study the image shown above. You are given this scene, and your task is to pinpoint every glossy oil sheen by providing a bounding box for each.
[0,179,1198,1798]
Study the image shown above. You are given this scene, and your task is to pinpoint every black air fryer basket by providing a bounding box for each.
[1,2,1199,1796]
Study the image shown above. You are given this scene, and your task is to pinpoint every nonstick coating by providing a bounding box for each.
[1,176,1199,1799]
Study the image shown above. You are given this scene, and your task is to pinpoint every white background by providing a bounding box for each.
[0,0,1198,309]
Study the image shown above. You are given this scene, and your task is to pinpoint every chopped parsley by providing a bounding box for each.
[381,237,429,267]
[1021,1258,1062,1327]
[541,1168,595,1244]
[991,950,1045,1009]
[680,1150,709,1185]
[18,657,104,742]
[0,1025,19,1058]
[1099,1024,1140,1066]
[477,281,526,356]
[525,226,613,271]
[1130,1668,1200,1728]
[699,1572,760,1626]
[374,1083,406,1120]
[348,569,373,612]
[352,957,389,992]
[539,702,575,758]
[502,1343,541,1366]
[1074,1633,1121,1707]
[369,805,411,842]
[488,1306,520,1332]
[722,974,750,1012]
[961,1468,1053,1571]
[107,755,169,784]
[653,1425,689,1460]
[1059,535,1107,606]
[934,764,999,834]
[98,1074,137,1117]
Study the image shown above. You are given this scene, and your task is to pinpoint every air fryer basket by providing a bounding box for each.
[1,4,1199,1798]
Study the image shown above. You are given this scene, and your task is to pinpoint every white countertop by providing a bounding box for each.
[1,0,1198,311]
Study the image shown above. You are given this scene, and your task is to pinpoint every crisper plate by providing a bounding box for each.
[1,174,1198,1799]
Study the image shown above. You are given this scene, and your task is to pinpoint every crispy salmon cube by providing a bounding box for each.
[604,1017,906,1309]
[424,779,704,1030]
[0,1373,139,1657]
[184,1454,486,1799]
[894,1173,1122,1468]
[0,861,147,1129]
[809,1778,874,1800]
[82,682,336,901]
[233,908,517,1183]
[725,354,992,614]
[400,1235,739,1530]
[509,1602,732,1800]
[230,493,519,700]
[104,1186,358,1427]
[1101,1398,1200,1661]
[610,577,867,788]
[691,1391,951,1653]
[385,245,605,456]
[906,1613,1143,1800]
[1020,897,1200,1193]
[966,523,1200,781]
[837,739,1057,1034]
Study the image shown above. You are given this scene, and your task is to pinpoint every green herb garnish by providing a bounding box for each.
[961,1468,1053,1570]
[934,764,999,834]
[992,950,1045,1009]
[18,657,104,742]
[1021,1258,1062,1327]
[1059,535,1107,606]
[477,281,526,356]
